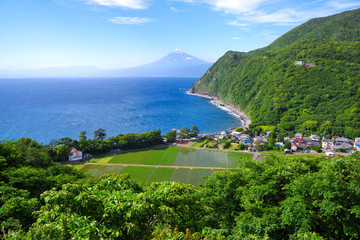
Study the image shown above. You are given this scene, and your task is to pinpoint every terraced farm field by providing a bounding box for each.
[78,147,252,186]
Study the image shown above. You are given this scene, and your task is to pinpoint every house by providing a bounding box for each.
[322,139,334,149]
[231,131,242,138]
[239,134,251,140]
[295,138,305,143]
[350,150,357,154]
[295,132,303,138]
[262,135,269,142]
[332,143,352,151]
[275,142,285,147]
[69,148,82,161]
[295,61,304,66]
[291,143,298,151]
[336,137,350,143]
[284,149,292,154]
[220,131,227,137]
[309,135,321,141]
[332,136,340,141]
[308,141,321,147]
[253,136,264,144]
[355,144,360,152]
[354,138,360,149]
[326,152,335,157]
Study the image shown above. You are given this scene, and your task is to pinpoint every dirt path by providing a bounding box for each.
[85,162,227,170]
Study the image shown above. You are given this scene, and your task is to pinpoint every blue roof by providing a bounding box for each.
[244,139,251,143]
[356,144,360,148]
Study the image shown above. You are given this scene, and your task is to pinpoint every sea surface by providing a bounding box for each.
[0,77,242,144]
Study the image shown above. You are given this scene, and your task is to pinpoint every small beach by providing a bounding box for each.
[187,91,251,129]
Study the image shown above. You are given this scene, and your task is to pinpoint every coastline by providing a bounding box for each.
[187,91,251,129]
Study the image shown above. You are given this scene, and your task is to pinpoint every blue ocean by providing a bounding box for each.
[0,78,242,144]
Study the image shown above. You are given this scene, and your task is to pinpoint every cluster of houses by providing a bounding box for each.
[203,130,360,155]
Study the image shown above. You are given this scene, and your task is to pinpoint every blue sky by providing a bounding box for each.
[1,0,360,70]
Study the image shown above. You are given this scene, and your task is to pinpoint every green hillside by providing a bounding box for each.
[190,8,360,138]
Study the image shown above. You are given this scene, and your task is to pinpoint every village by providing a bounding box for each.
[184,129,360,157]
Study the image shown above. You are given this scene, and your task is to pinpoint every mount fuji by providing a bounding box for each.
[109,49,213,77]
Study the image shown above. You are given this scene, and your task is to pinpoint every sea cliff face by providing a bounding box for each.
[190,8,360,138]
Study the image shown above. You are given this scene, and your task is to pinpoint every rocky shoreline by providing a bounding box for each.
[187,91,251,129]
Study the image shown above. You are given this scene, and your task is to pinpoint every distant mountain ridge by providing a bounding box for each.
[109,49,212,77]
[0,50,212,78]
[190,8,360,138]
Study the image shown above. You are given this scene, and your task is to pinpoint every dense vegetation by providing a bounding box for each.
[2,135,360,239]
[190,8,360,138]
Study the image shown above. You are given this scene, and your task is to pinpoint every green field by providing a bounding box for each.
[78,147,252,186]
[90,153,117,163]
[144,148,167,165]
[147,168,175,184]
[109,150,152,164]
[88,147,251,168]
[120,166,155,184]
[80,165,215,187]
[159,147,180,165]
[80,165,124,178]
[171,168,190,183]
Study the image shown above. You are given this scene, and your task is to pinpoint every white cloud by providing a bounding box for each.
[170,6,183,12]
[108,17,153,24]
[85,0,148,9]
[174,0,360,25]
[204,0,265,14]
[227,21,249,27]
[231,37,242,40]
[328,1,360,9]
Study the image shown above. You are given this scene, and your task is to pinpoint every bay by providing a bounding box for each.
[0,77,242,144]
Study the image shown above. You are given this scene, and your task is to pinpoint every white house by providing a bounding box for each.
[69,148,82,161]
[322,139,334,149]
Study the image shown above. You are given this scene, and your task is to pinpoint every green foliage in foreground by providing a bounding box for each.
[3,136,360,239]
[3,153,360,239]
[191,8,360,138]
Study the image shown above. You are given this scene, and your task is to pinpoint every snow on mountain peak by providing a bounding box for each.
[173,49,183,55]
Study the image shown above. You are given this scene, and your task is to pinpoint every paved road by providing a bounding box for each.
[85,162,227,170]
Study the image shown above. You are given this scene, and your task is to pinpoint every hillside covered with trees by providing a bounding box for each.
[190,8,360,138]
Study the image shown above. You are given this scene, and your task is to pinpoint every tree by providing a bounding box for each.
[284,140,291,149]
[302,121,318,132]
[178,127,190,140]
[277,133,284,142]
[164,131,177,143]
[49,139,59,147]
[320,121,332,136]
[94,128,107,140]
[53,145,71,162]
[79,131,87,140]
[58,137,72,146]
[190,125,200,137]
[268,133,275,147]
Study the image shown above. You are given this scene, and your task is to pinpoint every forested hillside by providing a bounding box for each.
[190,8,360,138]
